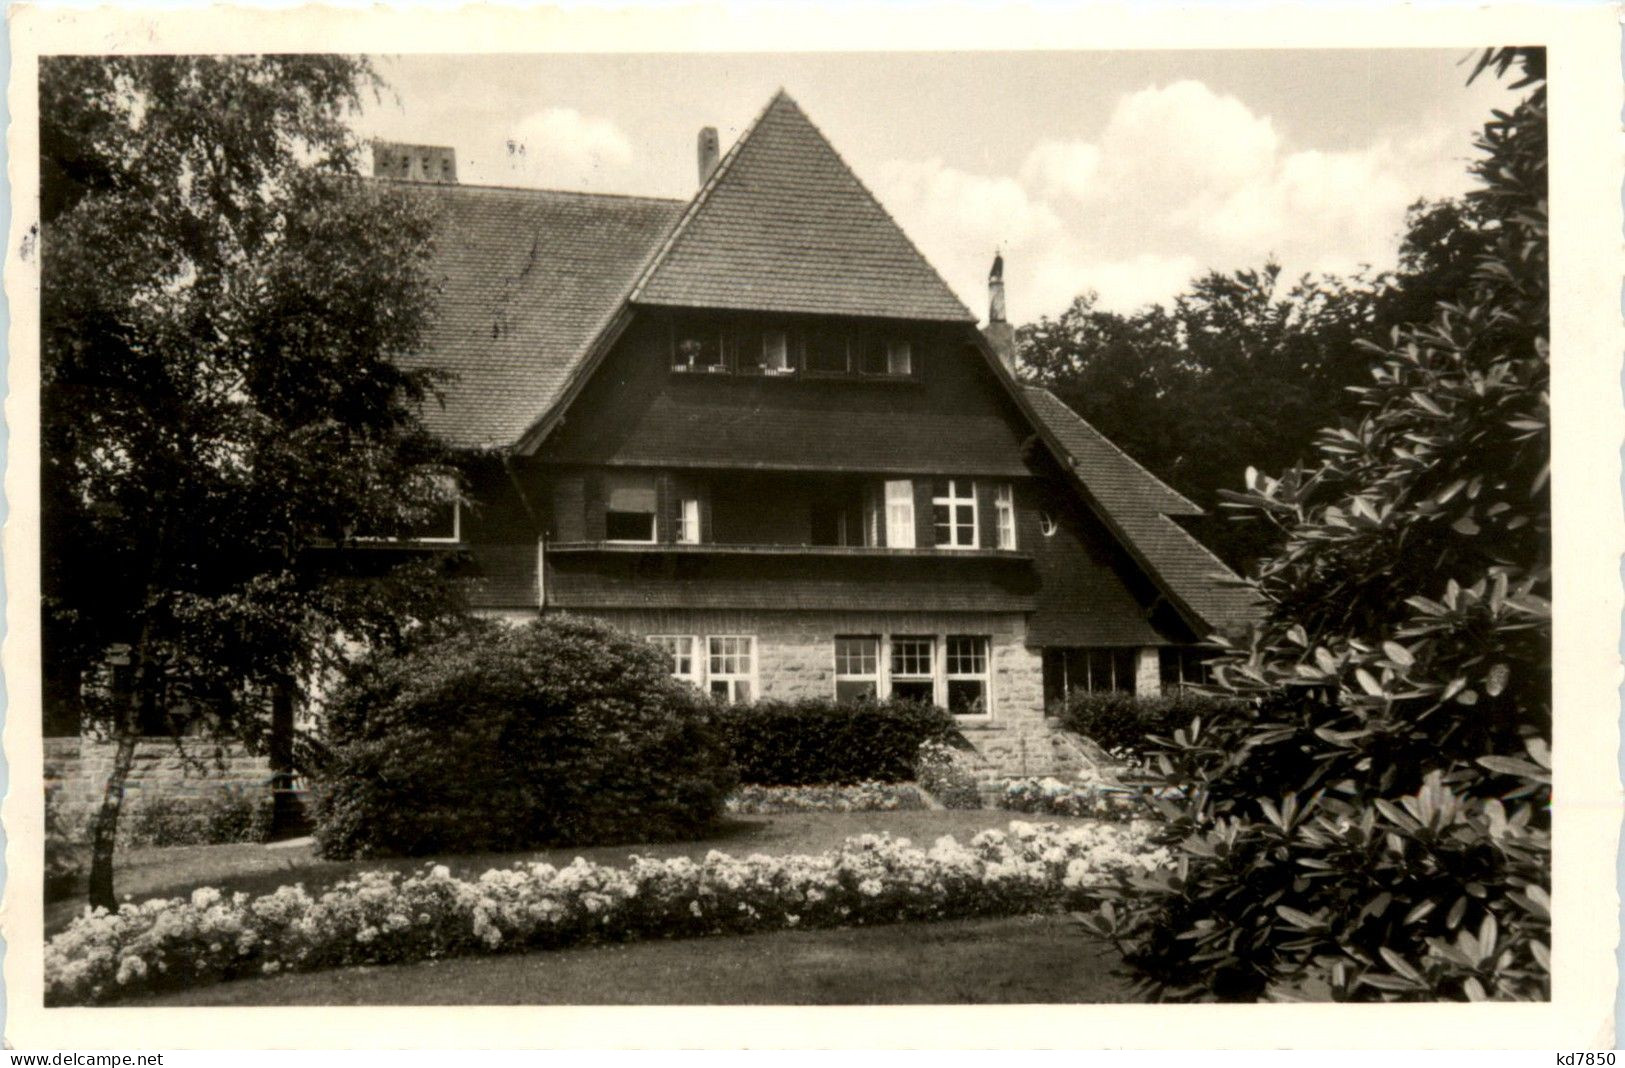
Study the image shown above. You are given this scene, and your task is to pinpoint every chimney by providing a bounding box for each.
[983,252,1017,374]
[697,126,720,186]
[372,141,458,184]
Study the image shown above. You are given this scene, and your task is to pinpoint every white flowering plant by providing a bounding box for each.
[998,777,1146,822]
[725,782,928,814]
[46,820,1165,1006]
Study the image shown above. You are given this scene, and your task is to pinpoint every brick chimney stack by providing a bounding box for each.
[372,141,457,184]
[983,252,1016,374]
[697,127,720,186]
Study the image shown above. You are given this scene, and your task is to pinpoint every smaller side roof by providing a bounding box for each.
[389,181,684,449]
[1023,386,1261,637]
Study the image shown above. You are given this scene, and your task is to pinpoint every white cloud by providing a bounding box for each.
[871,78,1480,320]
[490,107,635,189]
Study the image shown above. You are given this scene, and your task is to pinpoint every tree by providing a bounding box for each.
[41,56,462,908]
[1079,48,1549,1002]
[1016,200,1490,572]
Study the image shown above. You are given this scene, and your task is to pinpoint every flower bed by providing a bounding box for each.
[725,782,928,814]
[46,821,1165,1006]
[997,777,1147,821]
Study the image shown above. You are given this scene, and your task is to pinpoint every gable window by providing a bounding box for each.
[946,636,990,717]
[889,636,935,704]
[834,636,880,702]
[761,329,793,374]
[605,472,658,542]
[995,484,1017,550]
[886,339,912,376]
[650,635,701,687]
[707,636,756,703]
[673,323,727,373]
[932,479,978,549]
[805,327,849,374]
[675,498,701,544]
[884,479,915,548]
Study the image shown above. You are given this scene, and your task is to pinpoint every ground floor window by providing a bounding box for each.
[1159,646,1213,692]
[649,635,700,686]
[888,636,935,704]
[707,635,756,703]
[834,635,880,701]
[945,635,990,717]
[1042,646,1138,709]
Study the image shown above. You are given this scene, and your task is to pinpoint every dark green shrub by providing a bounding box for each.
[45,790,86,900]
[1075,50,1550,1003]
[1055,690,1241,757]
[714,698,957,785]
[312,615,737,859]
[121,786,275,848]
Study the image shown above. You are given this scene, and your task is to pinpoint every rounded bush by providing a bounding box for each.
[312,616,737,858]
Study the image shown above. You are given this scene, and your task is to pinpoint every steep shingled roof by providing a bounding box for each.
[629,91,973,322]
[390,181,684,448]
[1023,386,1261,637]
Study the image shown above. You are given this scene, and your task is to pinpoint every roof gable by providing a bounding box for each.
[393,182,682,448]
[629,91,973,322]
[1022,386,1260,636]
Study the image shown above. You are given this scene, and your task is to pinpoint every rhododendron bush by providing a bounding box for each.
[46,821,1164,1005]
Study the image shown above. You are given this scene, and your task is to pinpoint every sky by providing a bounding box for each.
[355,51,1517,324]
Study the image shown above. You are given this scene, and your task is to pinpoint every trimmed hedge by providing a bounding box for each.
[1054,690,1241,757]
[312,616,737,858]
[714,699,957,785]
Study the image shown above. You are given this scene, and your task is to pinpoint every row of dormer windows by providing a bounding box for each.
[670,318,915,378]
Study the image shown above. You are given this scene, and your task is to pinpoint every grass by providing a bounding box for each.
[129,913,1140,1006]
[47,808,1096,938]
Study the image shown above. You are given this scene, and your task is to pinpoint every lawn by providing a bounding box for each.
[47,808,1100,938]
[129,913,1140,1006]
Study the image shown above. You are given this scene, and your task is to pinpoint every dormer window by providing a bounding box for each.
[762,329,791,374]
[672,323,726,373]
[805,326,849,374]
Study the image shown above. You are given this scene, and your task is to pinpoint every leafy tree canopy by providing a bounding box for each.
[1079,47,1549,1004]
[1017,198,1493,572]
[40,55,465,905]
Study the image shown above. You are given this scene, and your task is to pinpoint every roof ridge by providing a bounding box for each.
[625,93,779,304]
[368,175,685,206]
[1023,385,1202,515]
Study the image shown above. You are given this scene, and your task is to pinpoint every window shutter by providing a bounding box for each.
[884,479,915,549]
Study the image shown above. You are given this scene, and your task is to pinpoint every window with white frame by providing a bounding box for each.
[932,479,978,548]
[889,636,935,704]
[649,635,701,686]
[605,472,658,542]
[884,479,915,548]
[946,636,991,717]
[995,484,1016,550]
[707,636,755,703]
[834,636,880,702]
[1159,647,1212,693]
[675,498,701,544]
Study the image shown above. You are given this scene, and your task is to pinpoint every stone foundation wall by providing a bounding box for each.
[45,737,274,816]
[583,607,1081,778]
